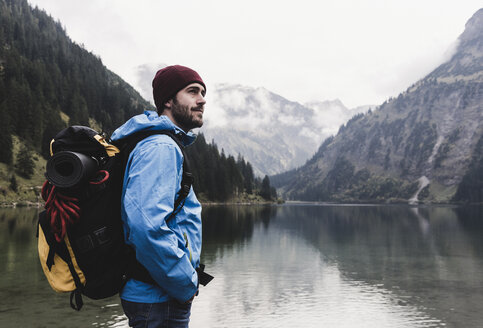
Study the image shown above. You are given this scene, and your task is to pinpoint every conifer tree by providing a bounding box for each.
[15,144,35,178]
[260,175,272,200]
[0,102,13,164]
[244,161,254,194]
[9,174,18,192]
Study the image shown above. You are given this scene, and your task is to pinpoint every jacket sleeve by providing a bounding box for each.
[122,138,198,302]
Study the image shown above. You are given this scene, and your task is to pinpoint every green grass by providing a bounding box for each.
[429,181,457,203]
[0,136,47,205]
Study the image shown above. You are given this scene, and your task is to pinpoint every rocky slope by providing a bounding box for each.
[273,9,483,203]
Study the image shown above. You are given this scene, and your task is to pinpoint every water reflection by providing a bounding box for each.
[0,207,127,328]
[1,205,482,327]
[201,205,276,261]
[196,204,483,328]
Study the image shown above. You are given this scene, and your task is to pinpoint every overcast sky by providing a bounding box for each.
[27,0,481,108]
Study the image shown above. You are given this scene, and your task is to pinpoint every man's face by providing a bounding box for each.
[168,83,206,132]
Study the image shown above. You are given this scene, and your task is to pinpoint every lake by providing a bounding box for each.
[0,204,482,327]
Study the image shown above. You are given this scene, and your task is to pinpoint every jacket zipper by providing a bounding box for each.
[183,232,193,262]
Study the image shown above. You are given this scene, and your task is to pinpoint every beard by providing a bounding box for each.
[171,98,204,131]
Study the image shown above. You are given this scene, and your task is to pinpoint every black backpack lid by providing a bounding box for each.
[51,126,108,159]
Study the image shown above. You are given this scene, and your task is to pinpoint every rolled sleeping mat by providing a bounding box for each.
[46,151,99,188]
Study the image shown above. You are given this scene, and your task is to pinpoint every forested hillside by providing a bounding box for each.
[0,0,150,163]
[187,133,276,202]
[0,0,273,204]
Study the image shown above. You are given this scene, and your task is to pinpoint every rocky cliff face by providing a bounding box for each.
[274,9,482,203]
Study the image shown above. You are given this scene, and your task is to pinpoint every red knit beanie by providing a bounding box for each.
[152,65,206,111]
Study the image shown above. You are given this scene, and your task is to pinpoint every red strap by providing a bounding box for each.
[89,170,109,185]
[41,181,81,243]
[41,169,107,243]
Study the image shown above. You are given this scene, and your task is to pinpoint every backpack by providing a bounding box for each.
[37,125,194,311]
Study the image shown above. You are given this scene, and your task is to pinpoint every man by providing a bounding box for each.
[110,65,207,327]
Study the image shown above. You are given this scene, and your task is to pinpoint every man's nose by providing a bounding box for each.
[196,94,206,105]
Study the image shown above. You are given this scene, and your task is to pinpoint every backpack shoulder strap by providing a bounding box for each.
[114,130,194,220]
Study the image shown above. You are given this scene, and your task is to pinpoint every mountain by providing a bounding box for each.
[0,0,153,163]
[273,9,483,203]
[0,0,267,204]
[200,84,371,176]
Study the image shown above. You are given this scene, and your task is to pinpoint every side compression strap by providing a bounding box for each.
[68,262,84,311]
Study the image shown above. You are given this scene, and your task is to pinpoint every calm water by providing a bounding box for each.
[0,204,482,327]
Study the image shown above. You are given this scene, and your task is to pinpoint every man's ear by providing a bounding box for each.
[164,99,172,109]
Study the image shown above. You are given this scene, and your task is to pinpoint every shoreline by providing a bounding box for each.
[2,199,481,208]
[0,198,283,208]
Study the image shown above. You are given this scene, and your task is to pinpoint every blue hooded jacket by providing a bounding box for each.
[111,111,201,303]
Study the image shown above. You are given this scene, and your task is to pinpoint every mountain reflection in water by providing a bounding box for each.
[0,204,482,327]
[194,204,483,328]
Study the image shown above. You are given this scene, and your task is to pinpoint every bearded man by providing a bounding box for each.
[111,65,208,328]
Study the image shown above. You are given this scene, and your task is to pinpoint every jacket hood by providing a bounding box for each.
[110,110,196,146]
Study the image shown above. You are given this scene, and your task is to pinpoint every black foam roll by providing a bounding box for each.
[46,151,98,188]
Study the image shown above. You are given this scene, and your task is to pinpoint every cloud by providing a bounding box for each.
[28,0,482,110]
[132,63,167,103]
